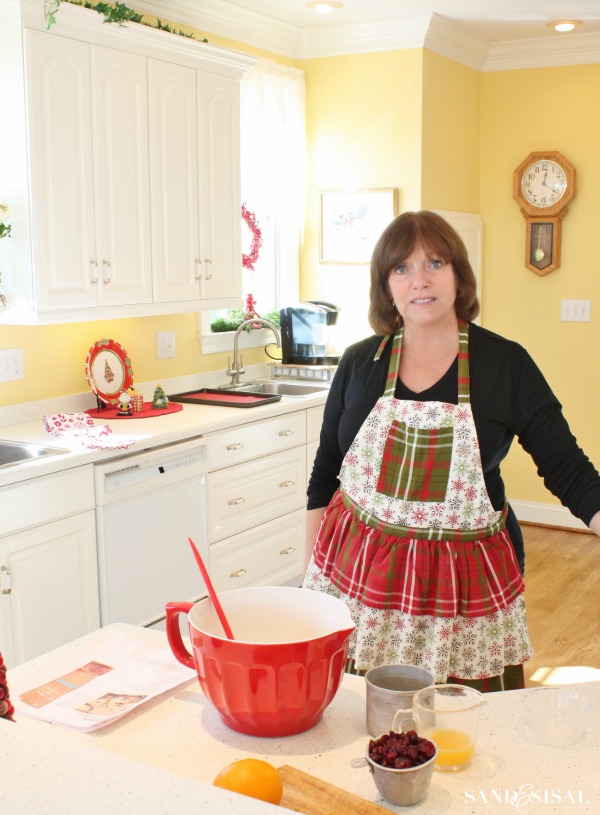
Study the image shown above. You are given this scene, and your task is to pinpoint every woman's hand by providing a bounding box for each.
[305,507,327,571]
[589,510,600,537]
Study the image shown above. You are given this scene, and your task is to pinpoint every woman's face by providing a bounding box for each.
[387,242,457,331]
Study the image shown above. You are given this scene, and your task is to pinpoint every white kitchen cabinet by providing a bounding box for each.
[26,30,152,311]
[148,61,241,304]
[0,466,99,668]
[0,0,254,323]
[208,446,306,543]
[210,509,305,592]
[206,411,309,588]
[0,511,98,669]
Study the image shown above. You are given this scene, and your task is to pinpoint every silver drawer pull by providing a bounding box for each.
[279,480,295,488]
[230,568,247,579]
[227,496,246,506]
[226,443,244,451]
[278,430,294,437]
[279,547,295,555]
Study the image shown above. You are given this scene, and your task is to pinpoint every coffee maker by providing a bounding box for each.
[279,301,341,366]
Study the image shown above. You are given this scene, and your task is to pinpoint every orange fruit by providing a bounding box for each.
[213,758,283,805]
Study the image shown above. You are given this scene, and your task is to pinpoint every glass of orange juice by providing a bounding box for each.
[393,685,485,772]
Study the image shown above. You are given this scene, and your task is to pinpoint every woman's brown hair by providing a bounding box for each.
[368,210,480,335]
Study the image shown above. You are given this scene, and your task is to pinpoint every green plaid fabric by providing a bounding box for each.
[376,420,454,502]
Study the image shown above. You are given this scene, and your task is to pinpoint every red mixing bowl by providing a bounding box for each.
[166,586,355,737]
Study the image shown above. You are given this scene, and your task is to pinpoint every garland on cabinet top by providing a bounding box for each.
[44,0,208,41]
[0,204,11,291]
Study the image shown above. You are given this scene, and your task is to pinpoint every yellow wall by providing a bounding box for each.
[420,50,480,213]
[300,49,424,344]
[480,63,600,504]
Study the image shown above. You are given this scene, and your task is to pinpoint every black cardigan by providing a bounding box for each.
[307,322,600,572]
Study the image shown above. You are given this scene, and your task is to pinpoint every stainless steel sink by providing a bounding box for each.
[223,379,331,397]
[0,440,70,470]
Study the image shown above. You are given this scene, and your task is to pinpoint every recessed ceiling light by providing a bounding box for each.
[306,2,344,14]
[547,20,582,32]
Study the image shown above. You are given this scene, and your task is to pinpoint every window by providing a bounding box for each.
[203,59,306,351]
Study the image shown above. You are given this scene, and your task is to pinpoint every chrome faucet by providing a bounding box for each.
[227,318,281,386]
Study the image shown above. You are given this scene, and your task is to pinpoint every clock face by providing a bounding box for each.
[521,160,568,208]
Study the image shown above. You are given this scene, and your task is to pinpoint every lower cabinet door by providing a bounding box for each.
[0,511,99,668]
[210,509,305,592]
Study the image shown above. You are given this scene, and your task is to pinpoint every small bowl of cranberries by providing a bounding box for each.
[366,729,438,806]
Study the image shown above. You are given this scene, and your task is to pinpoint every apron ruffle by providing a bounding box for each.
[312,490,525,618]
[304,559,532,680]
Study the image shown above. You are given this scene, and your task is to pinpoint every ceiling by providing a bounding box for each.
[138,0,600,69]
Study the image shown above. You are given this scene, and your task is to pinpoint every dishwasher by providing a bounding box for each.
[94,437,209,628]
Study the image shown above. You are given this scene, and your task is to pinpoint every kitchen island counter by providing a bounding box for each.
[4,624,599,814]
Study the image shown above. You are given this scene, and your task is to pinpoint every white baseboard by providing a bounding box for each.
[510,499,588,532]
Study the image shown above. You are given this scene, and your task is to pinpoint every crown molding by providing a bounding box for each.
[40,0,600,71]
[483,30,600,72]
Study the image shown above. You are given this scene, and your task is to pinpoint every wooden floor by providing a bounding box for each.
[521,523,600,686]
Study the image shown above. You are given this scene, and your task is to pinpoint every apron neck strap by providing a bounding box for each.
[378,320,471,401]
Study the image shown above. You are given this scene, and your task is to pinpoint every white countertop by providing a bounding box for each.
[4,624,599,814]
[0,382,327,488]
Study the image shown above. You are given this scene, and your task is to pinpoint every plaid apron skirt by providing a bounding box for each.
[304,323,532,682]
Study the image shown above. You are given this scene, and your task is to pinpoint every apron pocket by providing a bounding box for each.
[376,420,454,502]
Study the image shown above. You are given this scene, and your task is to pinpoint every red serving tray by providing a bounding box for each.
[168,388,282,408]
[86,402,183,419]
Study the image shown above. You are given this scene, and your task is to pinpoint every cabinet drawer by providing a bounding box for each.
[206,411,306,471]
[208,447,306,543]
[0,466,95,538]
[210,509,305,592]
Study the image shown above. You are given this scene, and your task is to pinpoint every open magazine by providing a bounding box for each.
[11,627,197,732]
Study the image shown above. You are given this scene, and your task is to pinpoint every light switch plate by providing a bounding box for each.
[561,300,591,322]
[0,348,24,381]
[157,331,176,358]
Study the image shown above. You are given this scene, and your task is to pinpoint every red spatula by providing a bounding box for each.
[188,537,235,640]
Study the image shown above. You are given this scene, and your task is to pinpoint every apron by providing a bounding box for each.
[303,321,533,682]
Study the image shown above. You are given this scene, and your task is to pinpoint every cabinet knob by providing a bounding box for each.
[102,260,112,283]
[279,480,295,488]
[279,547,295,556]
[226,443,244,451]
[278,430,294,437]
[227,496,246,506]
[229,568,247,579]
[204,259,212,280]
[90,260,99,284]
[1,565,11,595]
[194,259,202,280]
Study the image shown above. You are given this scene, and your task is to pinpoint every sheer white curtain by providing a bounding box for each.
[240,59,306,312]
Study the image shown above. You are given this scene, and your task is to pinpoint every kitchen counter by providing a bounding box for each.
[4,624,599,814]
[0,373,328,488]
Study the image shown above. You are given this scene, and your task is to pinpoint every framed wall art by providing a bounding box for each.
[320,188,398,264]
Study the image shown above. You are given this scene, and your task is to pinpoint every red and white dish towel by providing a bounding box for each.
[43,412,134,450]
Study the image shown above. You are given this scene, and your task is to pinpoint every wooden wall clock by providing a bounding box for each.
[513,151,575,275]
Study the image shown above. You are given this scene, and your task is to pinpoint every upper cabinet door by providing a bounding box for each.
[25,31,151,311]
[148,59,201,303]
[92,46,152,306]
[199,72,242,302]
[26,30,98,310]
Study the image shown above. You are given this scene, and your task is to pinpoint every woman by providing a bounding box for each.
[303,210,600,691]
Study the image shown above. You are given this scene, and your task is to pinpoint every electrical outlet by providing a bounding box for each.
[561,300,591,322]
[157,331,176,359]
[0,348,24,382]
